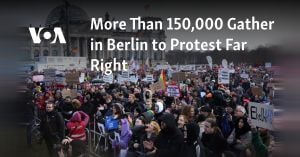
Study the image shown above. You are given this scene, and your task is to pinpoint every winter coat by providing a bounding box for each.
[201,131,227,157]
[251,128,268,157]
[154,113,184,157]
[40,110,65,143]
[179,122,200,157]
[67,111,89,141]
[112,118,132,149]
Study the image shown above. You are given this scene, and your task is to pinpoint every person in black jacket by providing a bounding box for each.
[40,102,65,157]
[144,113,184,157]
[125,94,145,113]
[201,118,227,157]
[178,115,200,157]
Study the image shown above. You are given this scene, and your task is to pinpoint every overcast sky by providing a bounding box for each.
[2,0,300,50]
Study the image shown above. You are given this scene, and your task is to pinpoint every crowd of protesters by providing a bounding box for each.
[25,64,277,157]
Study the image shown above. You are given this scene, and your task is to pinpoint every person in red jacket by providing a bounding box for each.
[66,111,90,141]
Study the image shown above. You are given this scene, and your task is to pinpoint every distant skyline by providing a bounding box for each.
[3,0,299,51]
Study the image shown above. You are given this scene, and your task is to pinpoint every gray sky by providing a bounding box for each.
[3,0,299,50]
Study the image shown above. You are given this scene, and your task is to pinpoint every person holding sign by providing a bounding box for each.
[248,119,274,157]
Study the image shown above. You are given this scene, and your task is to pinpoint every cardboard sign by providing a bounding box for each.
[65,73,79,84]
[70,89,78,98]
[150,81,163,92]
[248,102,274,130]
[186,73,198,79]
[103,74,114,84]
[44,69,56,82]
[167,85,180,97]
[251,86,263,96]
[61,89,72,98]
[172,72,186,82]
[218,68,230,84]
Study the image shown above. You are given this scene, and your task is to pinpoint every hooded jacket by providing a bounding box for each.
[154,113,184,157]
[112,118,132,149]
[67,111,89,141]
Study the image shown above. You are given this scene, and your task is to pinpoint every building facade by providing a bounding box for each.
[19,4,166,65]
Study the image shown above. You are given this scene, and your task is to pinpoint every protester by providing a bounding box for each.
[227,117,252,157]
[26,63,278,157]
[66,111,89,141]
[201,118,227,157]
[150,113,184,157]
[40,102,65,157]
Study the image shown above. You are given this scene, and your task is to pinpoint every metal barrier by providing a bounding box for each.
[85,116,112,157]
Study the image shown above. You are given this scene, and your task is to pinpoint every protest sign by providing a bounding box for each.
[129,75,138,83]
[150,81,163,92]
[146,75,154,82]
[65,73,80,84]
[79,73,85,83]
[172,72,186,82]
[222,59,228,68]
[44,69,56,82]
[61,89,72,98]
[103,74,114,84]
[167,85,180,97]
[251,86,263,96]
[121,71,129,79]
[180,65,196,71]
[32,75,44,82]
[240,73,249,79]
[265,62,272,68]
[218,68,230,84]
[248,102,274,130]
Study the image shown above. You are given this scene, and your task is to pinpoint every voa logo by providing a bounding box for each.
[28,27,66,44]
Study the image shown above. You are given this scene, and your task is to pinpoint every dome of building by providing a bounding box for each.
[45,4,89,27]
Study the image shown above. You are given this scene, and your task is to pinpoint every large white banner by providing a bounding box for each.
[248,102,274,130]
[179,65,196,71]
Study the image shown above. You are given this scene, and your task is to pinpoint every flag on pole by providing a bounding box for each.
[145,57,150,71]
[129,55,136,72]
[159,69,167,90]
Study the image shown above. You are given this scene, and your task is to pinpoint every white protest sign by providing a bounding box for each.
[180,65,196,71]
[218,68,230,84]
[79,73,85,83]
[154,65,170,70]
[228,69,235,73]
[32,75,44,82]
[167,85,180,97]
[129,75,138,83]
[222,59,228,69]
[103,74,113,84]
[265,62,272,68]
[122,71,129,79]
[146,75,154,82]
[248,102,274,130]
[240,73,249,79]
